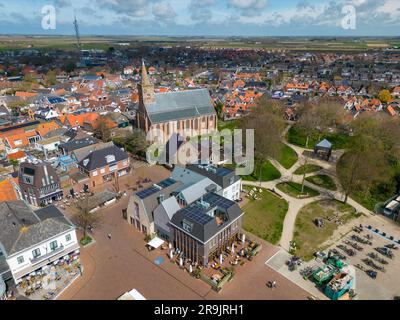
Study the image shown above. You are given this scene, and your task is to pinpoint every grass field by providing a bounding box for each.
[241,161,281,182]
[276,182,320,198]
[0,36,396,52]
[294,164,322,175]
[242,186,289,245]
[287,126,350,150]
[293,200,359,260]
[306,175,337,191]
[217,119,241,132]
[277,144,298,169]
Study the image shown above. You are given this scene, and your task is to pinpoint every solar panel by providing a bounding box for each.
[158,178,176,188]
[183,206,213,225]
[216,167,232,176]
[204,193,234,209]
[136,186,160,199]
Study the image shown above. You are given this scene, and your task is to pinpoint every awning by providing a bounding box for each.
[0,277,6,297]
[147,237,165,249]
[118,289,146,300]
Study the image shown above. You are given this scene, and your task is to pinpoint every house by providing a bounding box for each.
[0,201,79,283]
[0,178,21,202]
[136,61,217,143]
[185,164,242,201]
[4,130,41,154]
[77,144,130,188]
[129,164,242,244]
[58,136,100,156]
[127,178,183,235]
[169,192,243,265]
[392,86,400,99]
[35,108,59,120]
[19,161,63,206]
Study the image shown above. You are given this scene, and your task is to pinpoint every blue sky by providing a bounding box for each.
[0,0,400,36]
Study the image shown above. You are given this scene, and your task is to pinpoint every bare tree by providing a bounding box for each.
[74,196,102,238]
[338,134,389,204]
[241,99,285,184]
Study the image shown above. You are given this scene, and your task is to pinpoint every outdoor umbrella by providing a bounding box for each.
[169,250,174,260]
[242,234,246,244]
[231,242,235,255]
[179,257,183,267]
[219,254,223,265]
[189,265,193,274]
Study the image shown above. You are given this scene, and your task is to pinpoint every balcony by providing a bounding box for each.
[30,245,65,265]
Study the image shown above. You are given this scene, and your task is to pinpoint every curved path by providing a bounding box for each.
[243,133,381,252]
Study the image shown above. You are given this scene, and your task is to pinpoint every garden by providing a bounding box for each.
[242,186,289,244]
[292,200,361,260]
[276,182,320,198]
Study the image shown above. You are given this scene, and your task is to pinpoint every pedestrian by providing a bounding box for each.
[108,233,112,240]
[272,281,277,289]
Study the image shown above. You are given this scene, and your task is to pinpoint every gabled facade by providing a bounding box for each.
[19,162,63,206]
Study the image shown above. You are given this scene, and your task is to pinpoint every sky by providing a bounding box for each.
[0,0,399,36]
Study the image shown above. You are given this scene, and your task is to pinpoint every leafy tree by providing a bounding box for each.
[378,89,392,104]
[45,70,57,86]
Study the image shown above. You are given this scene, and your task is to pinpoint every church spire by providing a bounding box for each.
[139,58,155,105]
[141,59,151,87]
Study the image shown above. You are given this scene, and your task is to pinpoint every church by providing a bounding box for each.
[136,61,217,143]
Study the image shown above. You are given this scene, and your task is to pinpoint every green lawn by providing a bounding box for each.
[287,126,350,150]
[277,144,298,169]
[242,161,281,182]
[242,186,289,244]
[294,164,322,175]
[306,175,337,191]
[293,200,359,260]
[218,119,241,132]
[276,182,320,198]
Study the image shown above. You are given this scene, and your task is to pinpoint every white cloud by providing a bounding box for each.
[152,1,177,23]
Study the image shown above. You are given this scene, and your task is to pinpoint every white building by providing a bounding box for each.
[0,201,79,283]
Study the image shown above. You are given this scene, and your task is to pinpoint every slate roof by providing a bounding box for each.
[79,144,129,171]
[186,164,240,189]
[145,89,215,124]
[59,136,100,153]
[0,201,74,256]
[133,179,183,224]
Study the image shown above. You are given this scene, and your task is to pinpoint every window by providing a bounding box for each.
[106,155,116,163]
[17,256,24,264]
[66,234,72,242]
[50,240,58,251]
[100,168,106,174]
[92,170,98,177]
[134,202,139,218]
[182,221,193,233]
[32,248,41,259]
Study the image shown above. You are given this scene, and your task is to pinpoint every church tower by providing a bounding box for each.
[137,59,155,131]
[139,59,155,105]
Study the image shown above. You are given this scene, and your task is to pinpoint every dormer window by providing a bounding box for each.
[182,220,193,233]
[106,155,116,163]
[83,159,90,166]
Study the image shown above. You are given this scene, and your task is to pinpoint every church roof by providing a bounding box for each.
[145,89,215,124]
